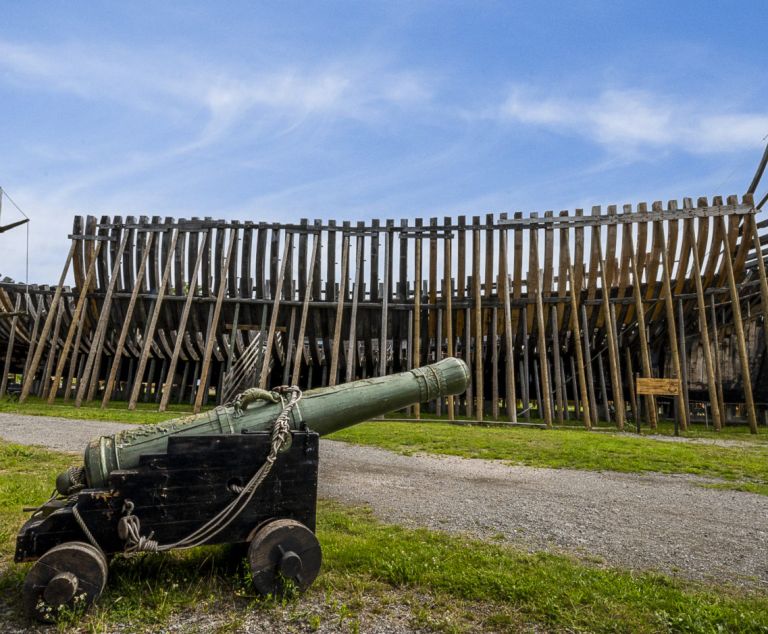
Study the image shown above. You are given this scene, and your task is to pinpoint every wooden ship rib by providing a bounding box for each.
[1,194,767,431]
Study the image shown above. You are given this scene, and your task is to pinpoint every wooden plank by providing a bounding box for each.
[127,228,180,410]
[749,213,768,373]
[22,295,43,379]
[159,231,209,411]
[40,300,65,400]
[491,305,498,419]
[636,377,680,396]
[550,305,564,424]
[19,241,77,402]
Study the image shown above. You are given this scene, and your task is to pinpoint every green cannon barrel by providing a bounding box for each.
[80,357,470,488]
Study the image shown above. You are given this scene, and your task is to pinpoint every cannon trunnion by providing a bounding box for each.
[16,431,321,620]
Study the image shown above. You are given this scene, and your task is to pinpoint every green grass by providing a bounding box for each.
[1,441,768,632]
[329,420,768,495]
[0,395,196,424]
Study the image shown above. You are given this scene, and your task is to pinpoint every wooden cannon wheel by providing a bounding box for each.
[247,519,321,595]
[22,541,108,622]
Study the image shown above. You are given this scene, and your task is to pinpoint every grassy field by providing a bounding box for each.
[1,441,767,633]
[329,420,768,495]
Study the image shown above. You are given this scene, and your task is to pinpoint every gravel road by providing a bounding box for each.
[2,413,766,588]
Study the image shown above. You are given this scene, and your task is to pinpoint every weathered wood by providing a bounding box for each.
[75,230,130,405]
[258,231,291,392]
[0,295,22,396]
[535,270,553,428]
[128,229,180,410]
[48,241,103,403]
[717,215,758,433]
[328,230,349,387]
[19,242,77,402]
[413,227,423,419]
[443,222,455,420]
[499,227,517,422]
[472,219,484,420]
[196,228,237,412]
[345,231,364,384]
[291,233,320,386]
[688,221,722,430]
[159,231,208,411]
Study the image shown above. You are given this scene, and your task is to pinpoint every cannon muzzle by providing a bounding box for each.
[78,357,470,488]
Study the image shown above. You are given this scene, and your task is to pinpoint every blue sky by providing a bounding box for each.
[1,1,766,282]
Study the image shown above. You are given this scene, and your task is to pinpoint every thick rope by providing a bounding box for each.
[119,386,302,556]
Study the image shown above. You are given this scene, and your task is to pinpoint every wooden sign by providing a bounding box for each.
[636,377,680,396]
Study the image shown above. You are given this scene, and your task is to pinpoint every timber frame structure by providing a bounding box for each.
[1,194,767,431]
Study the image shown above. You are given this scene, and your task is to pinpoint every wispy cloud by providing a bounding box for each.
[497,86,768,154]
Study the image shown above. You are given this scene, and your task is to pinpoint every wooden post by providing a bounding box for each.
[413,230,422,419]
[627,238,658,429]
[128,229,180,409]
[581,305,599,427]
[380,226,392,378]
[345,231,364,384]
[596,243,624,430]
[566,263,591,428]
[718,215,758,433]
[677,297,691,423]
[329,230,349,387]
[258,231,291,391]
[20,241,77,402]
[159,231,208,411]
[0,295,22,396]
[75,230,130,405]
[491,306,498,419]
[472,221,483,420]
[291,233,320,385]
[196,228,237,412]
[500,228,517,422]
[521,306,531,422]
[749,214,768,373]
[444,224,455,419]
[625,347,639,426]
[535,270,553,428]
[658,227,688,430]
[48,240,103,404]
[550,305,564,424]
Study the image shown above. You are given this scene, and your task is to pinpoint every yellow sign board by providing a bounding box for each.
[636,378,680,396]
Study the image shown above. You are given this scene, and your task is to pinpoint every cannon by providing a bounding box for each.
[15,357,470,621]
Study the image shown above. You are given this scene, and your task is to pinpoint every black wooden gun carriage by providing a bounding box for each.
[14,358,470,622]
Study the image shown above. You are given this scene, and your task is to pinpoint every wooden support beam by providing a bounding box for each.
[48,240,103,404]
[291,233,320,385]
[196,228,237,412]
[535,270,553,428]
[550,305,564,424]
[128,229,179,409]
[345,232,364,384]
[749,214,768,371]
[443,220,455,420]
[0,295,22,396]
[627,236,658,429]
[596,242,625,429]
[159,231,208,411]
[101,233,155,408]
[658,228,688,430]
[20,241,77,402]
[75,230,130,405]
[717,215,758,433]
[500,228,517,422]
[413,230,422,418]
[328,231,349,387]
[566,263,591,428]
[472,221,484,420]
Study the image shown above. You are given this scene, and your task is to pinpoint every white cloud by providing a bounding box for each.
[498,86,768,154]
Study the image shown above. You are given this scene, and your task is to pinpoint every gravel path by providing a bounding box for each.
[2,413,767,588]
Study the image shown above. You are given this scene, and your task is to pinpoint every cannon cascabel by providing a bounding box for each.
[80,357,470,488]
